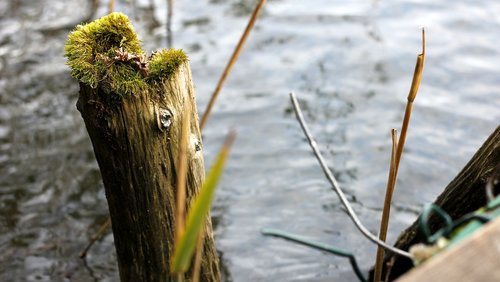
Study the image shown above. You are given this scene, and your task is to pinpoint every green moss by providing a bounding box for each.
[64,12,146,95]
[148,49,188,83]
[65,13,188,96]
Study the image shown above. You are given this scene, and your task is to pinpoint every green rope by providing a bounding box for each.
[261,228,367,282]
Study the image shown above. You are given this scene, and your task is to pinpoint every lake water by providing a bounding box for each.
[1,0,499,281]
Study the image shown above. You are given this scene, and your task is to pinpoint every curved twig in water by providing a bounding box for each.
[289,92,412,259]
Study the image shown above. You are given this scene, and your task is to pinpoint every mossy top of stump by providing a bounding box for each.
[64,12,187,96]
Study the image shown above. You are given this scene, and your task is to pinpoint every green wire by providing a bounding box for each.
[419,198,500,245]
[261,228,367,282]
[419,204,454,244]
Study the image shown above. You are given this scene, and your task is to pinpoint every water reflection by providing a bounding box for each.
[1,0,499,281]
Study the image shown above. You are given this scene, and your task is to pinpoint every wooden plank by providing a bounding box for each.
[397,217,500,282]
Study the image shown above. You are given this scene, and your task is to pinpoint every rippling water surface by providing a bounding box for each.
[1,0,499,281]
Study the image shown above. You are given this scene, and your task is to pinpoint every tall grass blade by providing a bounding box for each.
[170,131,236,273]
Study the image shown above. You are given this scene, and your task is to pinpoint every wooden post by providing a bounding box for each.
[370,125,500,281]
[66,13,220,281]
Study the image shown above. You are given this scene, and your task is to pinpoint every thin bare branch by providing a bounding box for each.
[289,92,412,259]
[200,0,267,130]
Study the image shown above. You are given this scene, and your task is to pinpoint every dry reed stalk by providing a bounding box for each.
[373,129,398,282]
[199,0,267,130]
[191,229,206,282]
[384,257,396,282]
[167,0,174,48]
[394,28,426,174]
[108,0,115,13]
[373,29,426,281]
[79,217,112,258]
[175,105,191,244]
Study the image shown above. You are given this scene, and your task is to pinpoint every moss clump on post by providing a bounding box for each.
[65,13,220,282]
[65,12,145,95]
[65,12,188,96]
[148,49,188,83]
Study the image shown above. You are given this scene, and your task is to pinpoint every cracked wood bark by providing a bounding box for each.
[76,62,220,282]
[369,125,500,281]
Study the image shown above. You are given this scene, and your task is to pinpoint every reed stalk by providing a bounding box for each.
[373,29,425,282]
[373,129,398,282]
[394,29,425,174]
[200,0,266,130]
[167,0,174,48]
[108,0,115,13]
[192,229,206,282]
[175,105,191,245]
[79,217,112,258]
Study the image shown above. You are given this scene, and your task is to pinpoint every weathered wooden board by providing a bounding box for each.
[397,217,500,282]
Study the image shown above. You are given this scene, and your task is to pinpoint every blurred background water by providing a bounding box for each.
[0,0,499,281]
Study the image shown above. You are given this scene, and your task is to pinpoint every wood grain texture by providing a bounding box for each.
[77,62,220,282]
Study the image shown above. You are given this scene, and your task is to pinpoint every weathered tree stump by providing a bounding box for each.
[370,125,500,281]
[65,13,220,281]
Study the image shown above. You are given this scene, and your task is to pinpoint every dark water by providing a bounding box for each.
[1,0,499,281]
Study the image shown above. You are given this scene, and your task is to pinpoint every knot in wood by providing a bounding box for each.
[157,108,172,132]
[194,140,202,152]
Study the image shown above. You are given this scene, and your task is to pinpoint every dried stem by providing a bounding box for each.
[200,0,267,130]
[175,104,191,244]
[108,0,115,13]
[384,257,396,282]
[394,28,426,174]
[191,228,206,282]
[79,217,112,258]
[373,129,398,282]
[167,0,174,48]
[289,93,412,259]
[373,29,426,281]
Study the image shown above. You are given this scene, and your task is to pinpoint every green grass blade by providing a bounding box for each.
[170,131,236,274]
